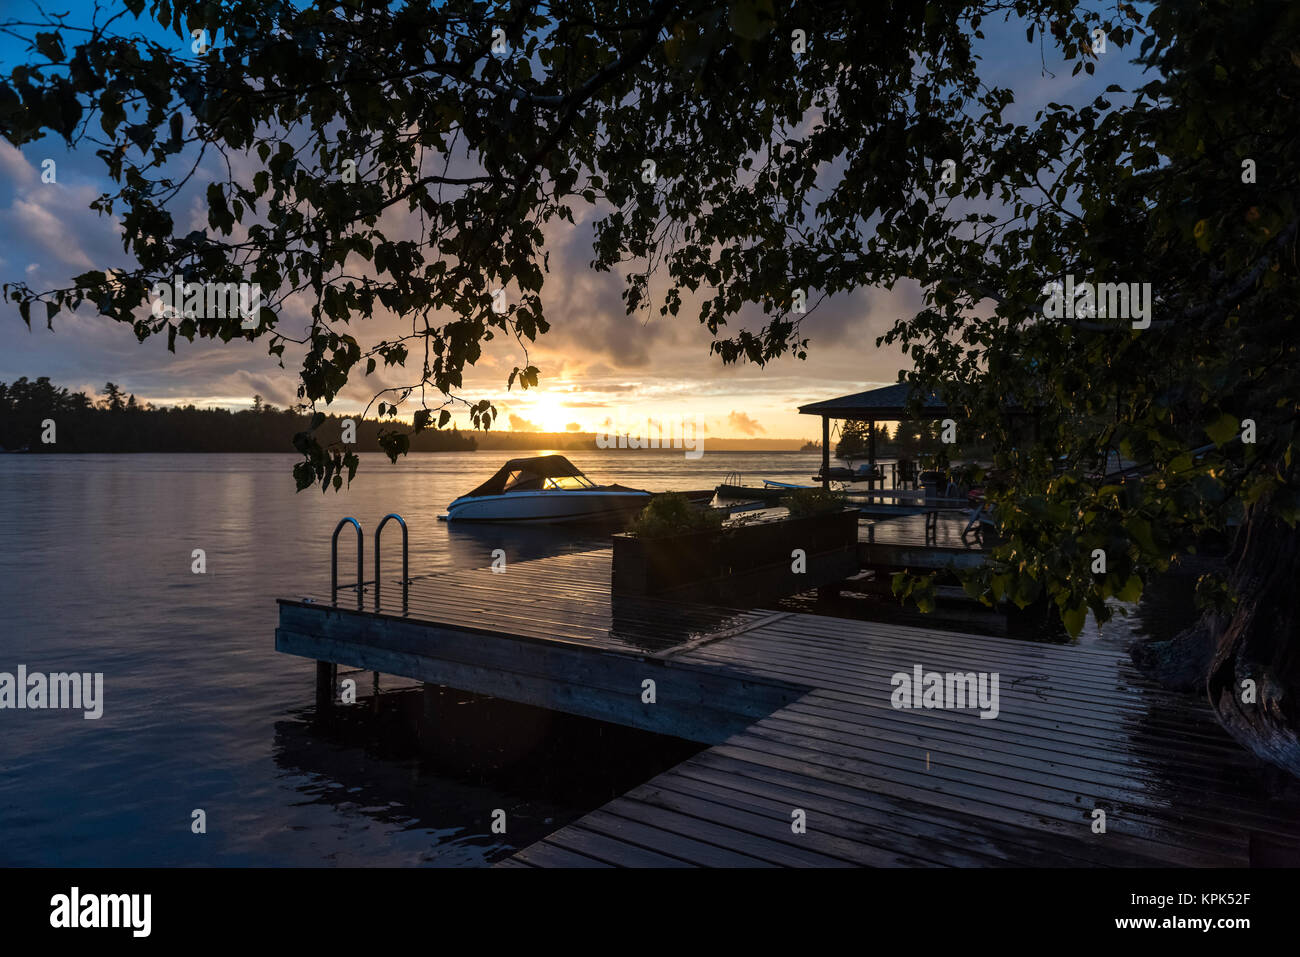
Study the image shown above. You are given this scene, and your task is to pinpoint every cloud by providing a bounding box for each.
[508,413,539,431]
[0,141,36,187]
[4,192,98,273]
[525,215,681,369]
[565,421,581,431]
[727,410,766,435]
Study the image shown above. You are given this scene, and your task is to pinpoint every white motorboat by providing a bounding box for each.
[446,454,652,523]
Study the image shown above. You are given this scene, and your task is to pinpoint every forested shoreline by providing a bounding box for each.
[0,377,476,453]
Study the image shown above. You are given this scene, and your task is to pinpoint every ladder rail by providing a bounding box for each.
[331,517,364,608]
[373,513,409,613]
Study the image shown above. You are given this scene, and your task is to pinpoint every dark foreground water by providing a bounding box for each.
[0,449,825,866]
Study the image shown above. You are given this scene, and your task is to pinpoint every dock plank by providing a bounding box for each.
[505,841,612,868]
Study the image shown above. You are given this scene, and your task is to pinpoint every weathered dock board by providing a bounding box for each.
[275,547,1300,867]
[509,613,1300,867]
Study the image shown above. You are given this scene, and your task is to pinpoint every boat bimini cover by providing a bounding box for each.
[463,455,589,497]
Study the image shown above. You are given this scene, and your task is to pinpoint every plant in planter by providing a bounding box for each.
[614,492,859,604]
[615,494,724,599]
[627,492,724,539]
[781,488,848,519]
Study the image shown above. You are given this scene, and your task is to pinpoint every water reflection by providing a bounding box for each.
[608,594,757,653]
[272,684,703,864]
[442,519,612,570]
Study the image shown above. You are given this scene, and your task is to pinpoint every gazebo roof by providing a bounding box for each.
[798,383,950,420]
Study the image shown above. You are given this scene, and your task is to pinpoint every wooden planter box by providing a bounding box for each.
[612,509,860,605]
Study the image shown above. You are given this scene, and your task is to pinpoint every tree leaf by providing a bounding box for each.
[1205,413,1238,446]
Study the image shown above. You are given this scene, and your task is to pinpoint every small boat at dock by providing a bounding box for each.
[715,474,813,503]
[446,454,653,523]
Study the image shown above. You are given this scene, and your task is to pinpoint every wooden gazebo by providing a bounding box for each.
[798,383,950,490]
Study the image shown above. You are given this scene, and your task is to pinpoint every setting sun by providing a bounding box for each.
[515,392,572,433]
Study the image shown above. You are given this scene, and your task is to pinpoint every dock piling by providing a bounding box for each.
[315,660,337,713]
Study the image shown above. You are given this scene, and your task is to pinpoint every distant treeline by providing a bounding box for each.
[835,420,992,461]
[0,377,476,453]
[475,431,598,451]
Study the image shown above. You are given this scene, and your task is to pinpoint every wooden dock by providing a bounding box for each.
[278,549,809,743]
[275,547,1300,867]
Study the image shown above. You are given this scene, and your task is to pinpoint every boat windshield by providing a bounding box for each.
[542,475,596,491]
[500,470,596,492]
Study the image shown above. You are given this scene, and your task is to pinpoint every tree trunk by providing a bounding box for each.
[1133,499,1300,777]
[1205,503,1300,775]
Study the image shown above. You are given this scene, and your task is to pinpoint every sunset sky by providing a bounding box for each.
[0,3,1139,441]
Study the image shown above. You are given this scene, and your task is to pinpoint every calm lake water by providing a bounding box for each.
[0,449,829,866]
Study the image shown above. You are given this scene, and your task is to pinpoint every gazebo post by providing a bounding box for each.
[868,418,877,490]
[821,415,830,490]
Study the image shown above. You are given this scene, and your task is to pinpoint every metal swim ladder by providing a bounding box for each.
[329,514,410,614]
